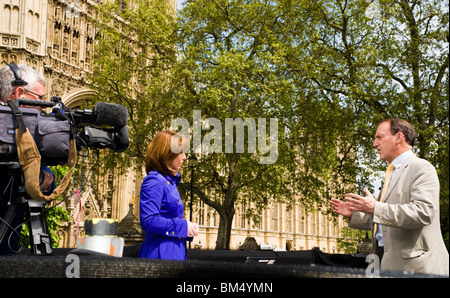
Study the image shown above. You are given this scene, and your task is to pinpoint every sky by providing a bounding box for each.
[177,0,185,11]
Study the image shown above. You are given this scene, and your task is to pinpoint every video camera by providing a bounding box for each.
[0,97,129,255]
[0,96,129,165]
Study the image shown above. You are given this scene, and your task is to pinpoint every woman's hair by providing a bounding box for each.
[145,131,189,174]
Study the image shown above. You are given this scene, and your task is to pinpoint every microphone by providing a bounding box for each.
[93,102,128,128]
[73,102,128,128]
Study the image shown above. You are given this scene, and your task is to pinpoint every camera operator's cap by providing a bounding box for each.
[8,62,28,86]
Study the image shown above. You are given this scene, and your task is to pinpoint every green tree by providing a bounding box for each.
[281,0,449,246]
[175,0,358,249]
[90,0,180,169]
[90,0,448,251]
[174,0,292,249]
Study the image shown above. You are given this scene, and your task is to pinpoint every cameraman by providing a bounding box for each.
[0,63,55,254]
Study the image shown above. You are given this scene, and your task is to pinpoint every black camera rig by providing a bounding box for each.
[0,97,129,255]
[1,96,129,160]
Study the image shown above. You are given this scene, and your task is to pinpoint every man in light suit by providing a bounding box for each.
[331,118,449,276]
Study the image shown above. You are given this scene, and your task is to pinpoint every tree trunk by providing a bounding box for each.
[215,207,234,250]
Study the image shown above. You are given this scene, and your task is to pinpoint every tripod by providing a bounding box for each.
[0,162,53,255]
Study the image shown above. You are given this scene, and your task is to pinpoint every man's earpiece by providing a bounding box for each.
[7,62,28,87]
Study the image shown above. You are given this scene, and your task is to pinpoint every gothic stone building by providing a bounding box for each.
[1,0,347,252]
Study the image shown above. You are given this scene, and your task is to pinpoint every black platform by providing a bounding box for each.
[0,245,443,279]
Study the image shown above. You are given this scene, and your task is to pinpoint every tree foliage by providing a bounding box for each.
[176,1,304,249]
[90,0,449,250]
[90,0,180,169]
[280,0,449,248]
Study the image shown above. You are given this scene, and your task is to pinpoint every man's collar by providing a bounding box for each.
[392,150,413,169]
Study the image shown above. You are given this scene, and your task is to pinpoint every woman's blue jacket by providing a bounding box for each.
[138,171,189,260]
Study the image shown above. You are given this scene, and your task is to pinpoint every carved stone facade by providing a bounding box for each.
[1,0,347,252]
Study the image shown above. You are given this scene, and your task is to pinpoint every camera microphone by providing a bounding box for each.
[93,102,128,128]
[73,102,128,128]
[70,102,129,153]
